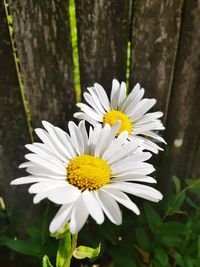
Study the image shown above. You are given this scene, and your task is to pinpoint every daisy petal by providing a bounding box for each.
[47,185,81,205]
[70,195,89,234]
[106,182,163,202]
[102,188,140,215]
[95,190,122,225]
[50,203,74,233]
[94,83,110,111]
[82,190,104,224]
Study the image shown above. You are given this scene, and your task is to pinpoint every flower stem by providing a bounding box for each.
[63,233,78,267]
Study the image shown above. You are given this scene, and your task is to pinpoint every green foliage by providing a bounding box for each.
[43,255,54,267]
[78,176,200,267]
[0,202,58,266]
[56,229,71,267]
[73,243,101,259]
[2,177,200,267]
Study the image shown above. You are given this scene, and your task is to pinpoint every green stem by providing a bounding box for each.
[63,233,78,267]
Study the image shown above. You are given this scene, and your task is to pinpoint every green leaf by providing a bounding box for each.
[56,230,71,267]
[172,176,181,193]
[164,191,185,217]
[154,247,168,266]
[73,243,101,259]
[51,223,70,239]
[135,226,149,251]
[42,255,54,267]
[144,203,162,234]
[159,221,186,236]
[109,245,136,267]
[0,235,41,258]
[187,178,200,189]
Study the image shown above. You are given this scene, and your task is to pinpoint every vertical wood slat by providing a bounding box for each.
[75,0,130,96]
[162,0,200,189]
[130,0,183,116]
[0,1,40,230]
[9,0,76,130]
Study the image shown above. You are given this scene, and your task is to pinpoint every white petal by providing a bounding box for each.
[68,121,84,155]
[118,82,127,107]
[112,162,155,176]
[25,144,68,164]
[25,153,66,175]
[101,130,129,160]
[134,111,163,125]
[142,130,166,144]
[94,83,110,111]
[105,141,139,164]
[34,128,69,162]
[78,120,89,154]
[124,89,145,115]
[87,87,106,114]
[89,125,102,155]
[82,190,104,224]
[42,121,75,160]
[26,165,66,178]
[19,161,34,169]
[33,182,70,204]
[120,83,141,112]
[47,185,81,204]
[50,203,74,233]
[110,152,152,172]
[110,79,120,109]
[11,176,53,185]
[70,195,89,234]
[129,99,156,121]
[28,180,66,194]
[74,112,99,126]
[53,126,76,158]
[95,190,122,225]
[102,188,140,215]
[106,182,163,202]
[112,174,157,183]
[77,103,103,122]
[133,121,165,134]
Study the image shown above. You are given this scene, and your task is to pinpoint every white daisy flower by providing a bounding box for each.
[74,79,166,154]
[11,121,162,234]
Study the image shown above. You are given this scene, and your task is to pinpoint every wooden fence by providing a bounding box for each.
[0,0,200,219]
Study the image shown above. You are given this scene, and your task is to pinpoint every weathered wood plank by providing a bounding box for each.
[0,1,39,230]
[162,0,200,189]
[130,0,183,116]
[9,0,76,129]
[75,0,130,96]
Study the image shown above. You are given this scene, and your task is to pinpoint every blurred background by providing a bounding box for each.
[0,0,200,266]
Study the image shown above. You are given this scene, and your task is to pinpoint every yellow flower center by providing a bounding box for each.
[67,155,111,191]
[103,110,132,136]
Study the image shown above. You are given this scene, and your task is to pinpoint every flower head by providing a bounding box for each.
[74,79,166,153]
[11,121,162,234]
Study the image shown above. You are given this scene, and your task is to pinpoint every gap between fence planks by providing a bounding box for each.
[162,0,200,191]
[0,0,42,232]
[75,0,130,97]
[9,0,76,131]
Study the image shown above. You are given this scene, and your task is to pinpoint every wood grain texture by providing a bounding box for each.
[130,0,183,116]
[9,0,76,130]
[161,0,200,189]
[75,0,130,96]
[0,1,40,231]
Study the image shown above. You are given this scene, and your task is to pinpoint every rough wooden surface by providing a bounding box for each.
[0,1,40,229]
[161,0,200,190]
[75,0,130,96]
[130,0,183,116]
[9,0,76,130]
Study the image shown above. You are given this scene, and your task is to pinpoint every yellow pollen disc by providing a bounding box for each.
[67,155,111,191]
[103,110,132,135]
